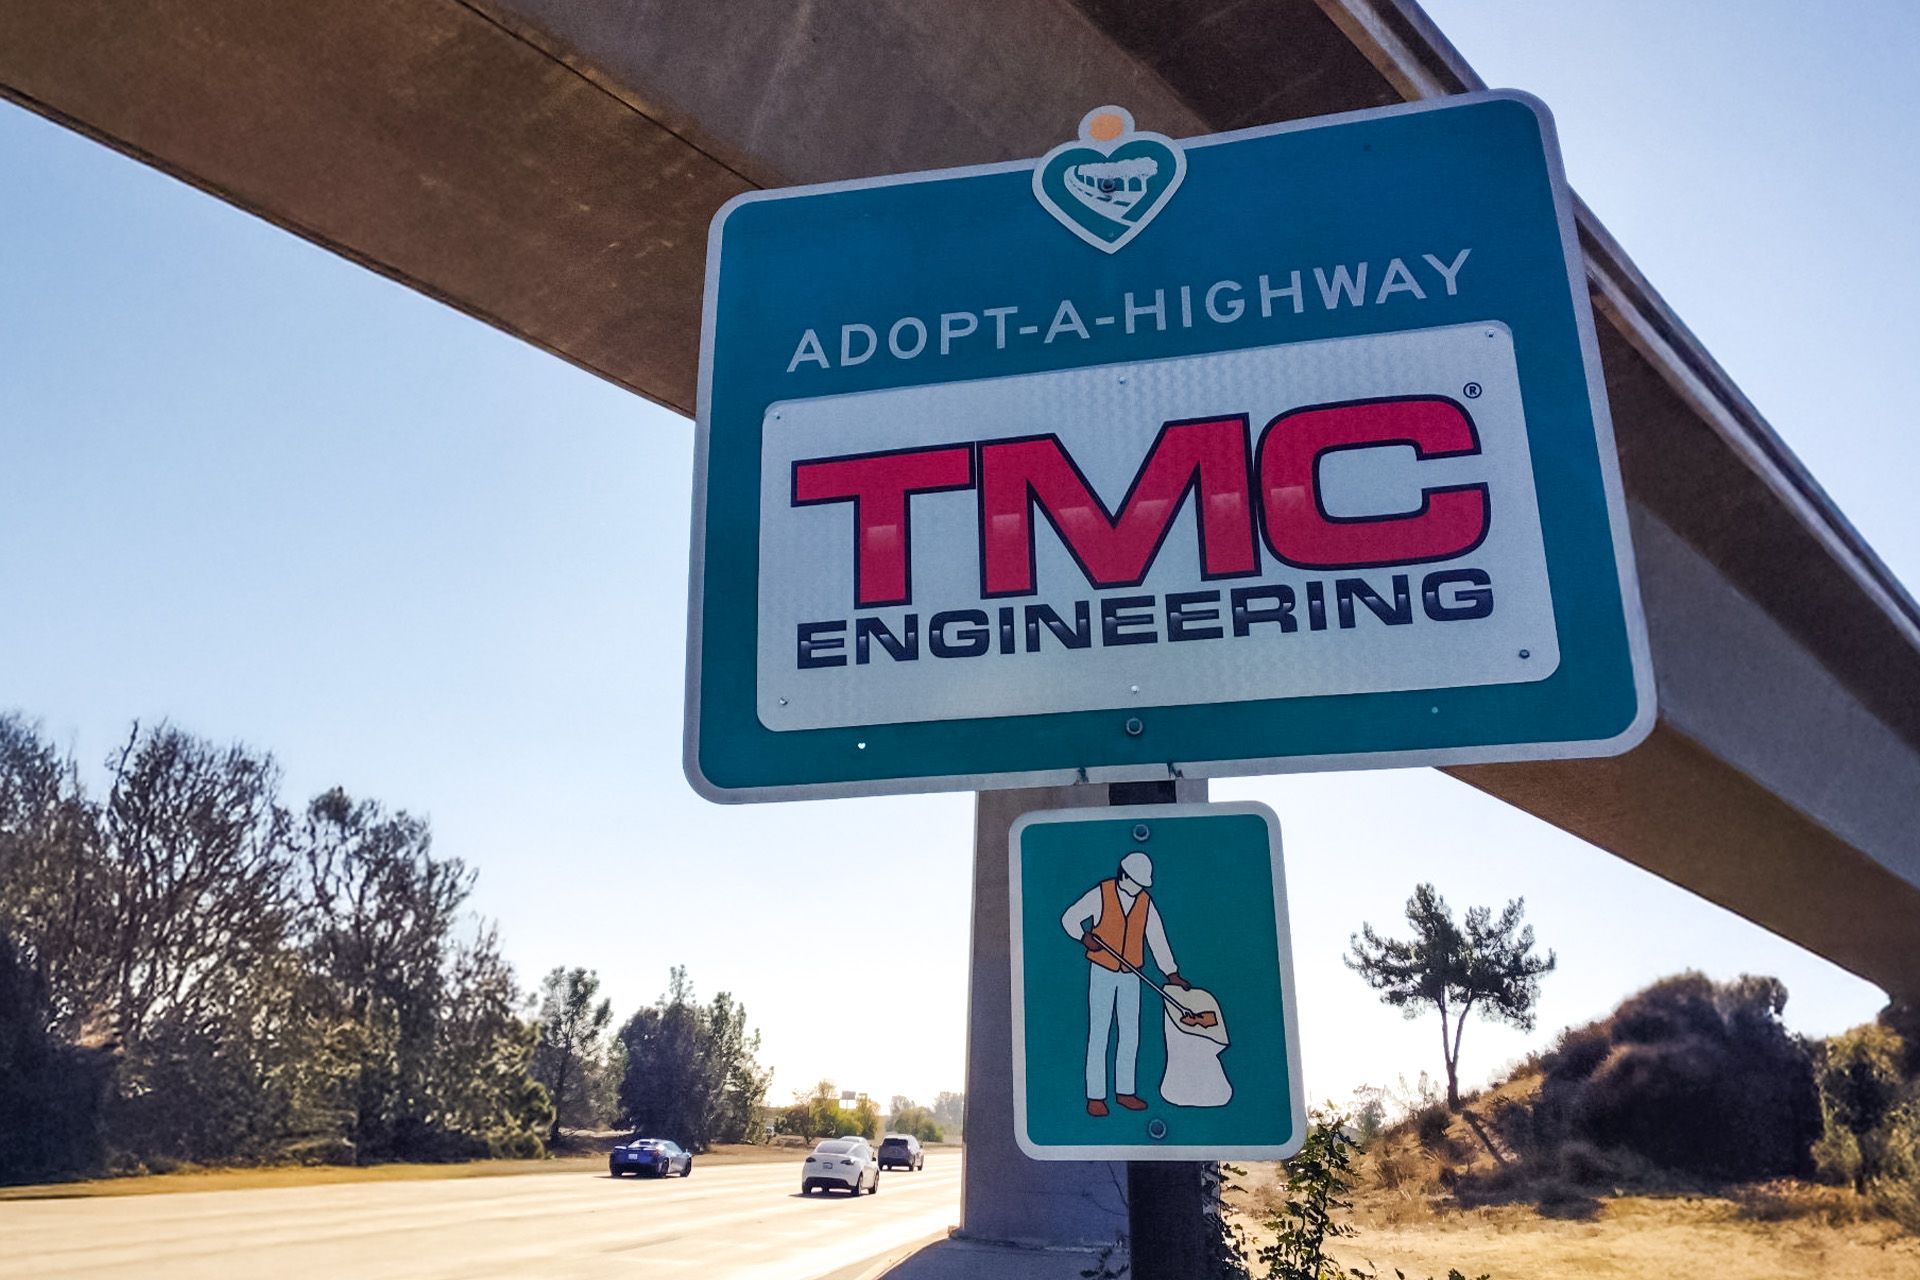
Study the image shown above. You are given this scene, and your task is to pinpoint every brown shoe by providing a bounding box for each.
[1086,1099,1109,1117]
[1115,1094,1148,1111]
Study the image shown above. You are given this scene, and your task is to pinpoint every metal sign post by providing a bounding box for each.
[1109,779,1212,1280]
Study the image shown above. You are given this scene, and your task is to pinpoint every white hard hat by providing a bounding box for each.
[1120,850,1154,888]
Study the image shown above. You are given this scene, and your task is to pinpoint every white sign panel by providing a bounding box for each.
[756,321,1555,732]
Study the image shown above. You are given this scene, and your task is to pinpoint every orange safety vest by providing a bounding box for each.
[1089,879,1150,972]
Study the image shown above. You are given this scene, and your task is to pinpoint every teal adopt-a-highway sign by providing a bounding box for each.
[686,92,1654,801]
[1009,802,1304,1160]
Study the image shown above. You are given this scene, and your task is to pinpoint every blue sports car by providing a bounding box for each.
[610,1136,693,1178]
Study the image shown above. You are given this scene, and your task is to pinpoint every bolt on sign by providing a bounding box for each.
[1009,803,1305,1160]
[686,92,1654,801]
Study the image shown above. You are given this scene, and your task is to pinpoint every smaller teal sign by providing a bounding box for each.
[1009,802,1305,1160]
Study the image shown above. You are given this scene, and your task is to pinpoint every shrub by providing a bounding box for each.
[1871,1175,1920,1233]
[1412,1102,1452,1151]
[282,1136,358,1167]
[1253,1112,1488,1280]
[1540,1023,1611,1083]
[1558,973,1819,1180]
[1371,1148,1424,1191]
[1349,1087,1388,1149]
[1813,1023,1911,1191]
[391,1124,490,1163]
[1812,1124,1863,1187]
[1445,972,1824,1193]
[1488,1094,1545,1160]
[1555,1140,1617,1187]
[489,1130,546,1161]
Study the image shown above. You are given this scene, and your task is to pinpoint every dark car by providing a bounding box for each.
[877,1134,924,1171]
[610,1136,693,1178]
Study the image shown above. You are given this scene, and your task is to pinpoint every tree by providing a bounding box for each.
[0,715,96,1031]
[802,1078,845,1139]
[1814,1022,1912,1191]
[1346,883,1555,1109]
[533,967,614,1143]
[295,787,547,1161]
[777,1080,879,1141]
[771,1100,813,1138]
[298,788,471,1158]
[0,717,335,1169]
[886,1102,943,1143]
[848,1093,882,1141]
[931,1090,965,1137]
[82,725,307,1163]
[421,927,551,1159]
[94,724,298,1053]
[0,714,552,1174]
[0,934,111,1181]
[1347,1086,1387,1149]
[704,990,773,1144]
[618,968,771,1150]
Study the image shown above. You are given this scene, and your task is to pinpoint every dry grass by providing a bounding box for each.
[1224,1079,1920,1278]
[1228,1169,1920,1278]
[0,1142,796,1201]
[1329,1190,1920,1279]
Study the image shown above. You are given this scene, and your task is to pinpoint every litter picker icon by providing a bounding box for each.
[1010,800,1303,1160]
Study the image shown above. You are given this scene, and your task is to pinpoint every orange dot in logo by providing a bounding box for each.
[1086,112,1127,143]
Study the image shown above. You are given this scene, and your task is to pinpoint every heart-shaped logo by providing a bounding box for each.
[1032,106,1187,254]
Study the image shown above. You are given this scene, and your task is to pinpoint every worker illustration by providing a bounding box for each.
[1060,850,1232,1115]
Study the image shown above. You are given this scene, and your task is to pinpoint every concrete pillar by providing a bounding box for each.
[959,784,1129,1251]
[894,778,1216,1280]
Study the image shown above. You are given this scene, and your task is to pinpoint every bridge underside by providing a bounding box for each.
[4,0,1916,998]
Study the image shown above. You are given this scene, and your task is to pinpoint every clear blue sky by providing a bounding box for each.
[2,0,1914,1111]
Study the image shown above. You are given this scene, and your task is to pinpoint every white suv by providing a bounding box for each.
[800,1137,880,1195]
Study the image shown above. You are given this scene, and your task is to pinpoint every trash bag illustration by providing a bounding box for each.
[1161,985,1232,1108]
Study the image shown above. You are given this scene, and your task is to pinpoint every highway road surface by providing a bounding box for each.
[4,1152,961,1279]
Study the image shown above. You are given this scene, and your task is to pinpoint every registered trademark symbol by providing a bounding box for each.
[1463,382,1483,399]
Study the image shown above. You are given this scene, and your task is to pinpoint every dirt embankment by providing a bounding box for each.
[1225,1074,1920,1279]
[1324,1192,1920,1280]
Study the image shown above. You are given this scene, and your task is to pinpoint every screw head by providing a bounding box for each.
[1147,1119,1168,1140]
[1518,649,1531,660]
[1131,823,1151,842]
[1124,717,1145,737]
